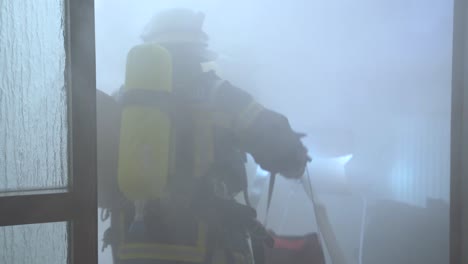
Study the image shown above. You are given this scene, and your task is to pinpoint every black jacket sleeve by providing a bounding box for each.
[211,80,310,179]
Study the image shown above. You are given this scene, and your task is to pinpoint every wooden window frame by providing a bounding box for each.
[0,0,97,263]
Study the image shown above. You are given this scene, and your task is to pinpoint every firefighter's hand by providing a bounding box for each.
[278,132,311,179]
[242,109,311,178]
[257,132,311,179]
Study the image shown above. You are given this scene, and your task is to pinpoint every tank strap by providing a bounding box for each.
[119,89,185,114]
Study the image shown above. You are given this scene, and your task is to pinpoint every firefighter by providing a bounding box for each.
[102,8,310,264]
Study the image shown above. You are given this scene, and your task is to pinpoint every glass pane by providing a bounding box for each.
[96,1,453,264]
[0,222,68,264]
[0,0,68,191]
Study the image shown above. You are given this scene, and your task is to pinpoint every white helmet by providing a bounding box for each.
[141,8,209,45]
[141,8,217,62]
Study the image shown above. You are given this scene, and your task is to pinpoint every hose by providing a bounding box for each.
[303,167,347,264]
[358,194,367,264]
[303,166,368,264]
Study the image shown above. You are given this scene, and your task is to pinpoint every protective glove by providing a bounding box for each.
[242,109,311,179]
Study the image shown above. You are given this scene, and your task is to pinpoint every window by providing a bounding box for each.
[0,0,97,263]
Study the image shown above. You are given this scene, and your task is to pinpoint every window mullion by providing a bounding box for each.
[68,0,97,263]
[0,193,75,226]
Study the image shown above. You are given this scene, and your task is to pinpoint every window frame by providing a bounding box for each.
[450,0,468,263]
[0,0,97,263]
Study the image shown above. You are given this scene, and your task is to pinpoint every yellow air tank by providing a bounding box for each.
[117,43,172,201]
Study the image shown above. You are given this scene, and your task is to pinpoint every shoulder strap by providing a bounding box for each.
[264,172,276,226]
[208,78,225,103]
[251,172,276,264]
